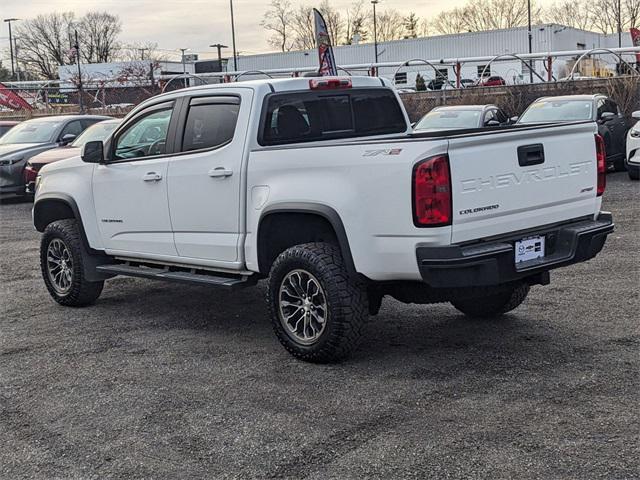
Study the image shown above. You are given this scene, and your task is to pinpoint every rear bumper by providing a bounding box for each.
[417,212,614,288]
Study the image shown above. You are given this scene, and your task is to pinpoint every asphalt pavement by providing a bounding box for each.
[0,173,638,479]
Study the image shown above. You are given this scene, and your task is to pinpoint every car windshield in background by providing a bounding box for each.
[0,121,60,144]
[71,121,119,147]
[260,88,406,145]
[414,110,481,130]
[518,100,593,123]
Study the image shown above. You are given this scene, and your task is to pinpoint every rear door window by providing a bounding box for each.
[181,98,240,152]
[260,88,406,146]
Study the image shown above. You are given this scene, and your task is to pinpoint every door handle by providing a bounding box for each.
[208,167,233,178]
[142,172,163,182]
[517,144,545,167]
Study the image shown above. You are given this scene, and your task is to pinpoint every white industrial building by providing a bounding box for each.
[232,24,636,86]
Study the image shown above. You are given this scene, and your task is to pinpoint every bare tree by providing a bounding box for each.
[262,0,294,52]
[627,0,640,28]
[290,5,315,50]
[78,11,121,63]
[464,0,540,30]
[370,8,406,41]
[319,0,345,47]
[430,8,468,35]
[117,42,168,62]
[544,0,593,30]
[344,1,368,44]
[14,12,76,79]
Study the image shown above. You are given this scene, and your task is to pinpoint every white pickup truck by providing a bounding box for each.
[33,76,613,362]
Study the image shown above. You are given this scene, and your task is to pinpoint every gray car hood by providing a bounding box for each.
[0,143,53,158]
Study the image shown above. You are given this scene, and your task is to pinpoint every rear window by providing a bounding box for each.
[519,100,593,123]
[260,88,407,146]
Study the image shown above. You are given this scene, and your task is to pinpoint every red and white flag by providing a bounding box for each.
[313,8,338,76]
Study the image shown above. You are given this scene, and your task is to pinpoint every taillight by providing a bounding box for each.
[595,134,606,196]
[23,164,39,184]
[412,154,452,227]
[309,77,352,90]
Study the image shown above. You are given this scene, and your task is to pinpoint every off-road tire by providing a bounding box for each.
[40,219,104,307]
[451,283,530,319]
[267,242,368,363]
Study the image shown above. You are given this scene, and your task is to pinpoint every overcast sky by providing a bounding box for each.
[0,0,498,61]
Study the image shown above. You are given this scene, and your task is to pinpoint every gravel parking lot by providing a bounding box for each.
[1,173,638,480]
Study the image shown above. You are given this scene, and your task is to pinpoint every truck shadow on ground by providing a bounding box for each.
[90,277,578,378]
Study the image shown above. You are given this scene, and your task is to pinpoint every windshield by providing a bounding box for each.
[0,120,60,144]
[414,110,481,130]
[71,121,119,147]
[519,100,593,123]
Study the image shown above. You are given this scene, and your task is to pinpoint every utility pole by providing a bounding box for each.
[3,18,20,79]
[617,0,622,48]
[230,0,238,71]
[14,36,20,81]
[371,0,379,64]
[527,0,533,83]
[74,30,84,113]
[138,48,149,60]
[179,48,189,88]
[210,43,228,71]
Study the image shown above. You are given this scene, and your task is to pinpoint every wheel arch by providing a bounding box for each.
[257,203,357,277]
[33,194,97,254]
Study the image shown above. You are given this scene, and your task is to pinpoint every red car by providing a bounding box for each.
[476,76,506,87]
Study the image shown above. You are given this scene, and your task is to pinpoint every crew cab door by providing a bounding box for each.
[167,90,252,266]
[93,101,179,257]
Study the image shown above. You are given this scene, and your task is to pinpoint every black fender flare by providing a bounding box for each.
[33,193,114,281]
[258,202,357,276]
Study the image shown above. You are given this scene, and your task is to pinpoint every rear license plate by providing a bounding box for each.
[515,235,545,264]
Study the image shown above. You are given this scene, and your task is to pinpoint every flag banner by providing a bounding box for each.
[313,8,338,76]
[631,28,640,63]
[0,83,33,110]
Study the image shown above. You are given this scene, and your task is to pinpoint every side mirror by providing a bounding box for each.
[82,140,104,164]
[600,112,615,122]
[632,111,640,120]
[510,116,519,123]
[60,133,77,145]
[486,119,500,127]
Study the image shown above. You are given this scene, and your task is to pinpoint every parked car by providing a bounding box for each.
[516,95,629,171]
[625,110,640,180]
[33,76,612,362]
[0,115,111,198]
[0,120,20,138]
[475,76,506,87]
[413,105,510,132]
[24,119,121,194]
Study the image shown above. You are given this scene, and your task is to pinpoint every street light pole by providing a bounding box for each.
[230,0,239,71]
[138,48,149,60]
[527,0,533,83]
[209,43,228,71]
[3,18,20,79]
[371,0,379,64]
[74,29,84,113]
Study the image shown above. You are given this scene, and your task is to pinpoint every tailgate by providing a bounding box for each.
[448,122,599,243]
